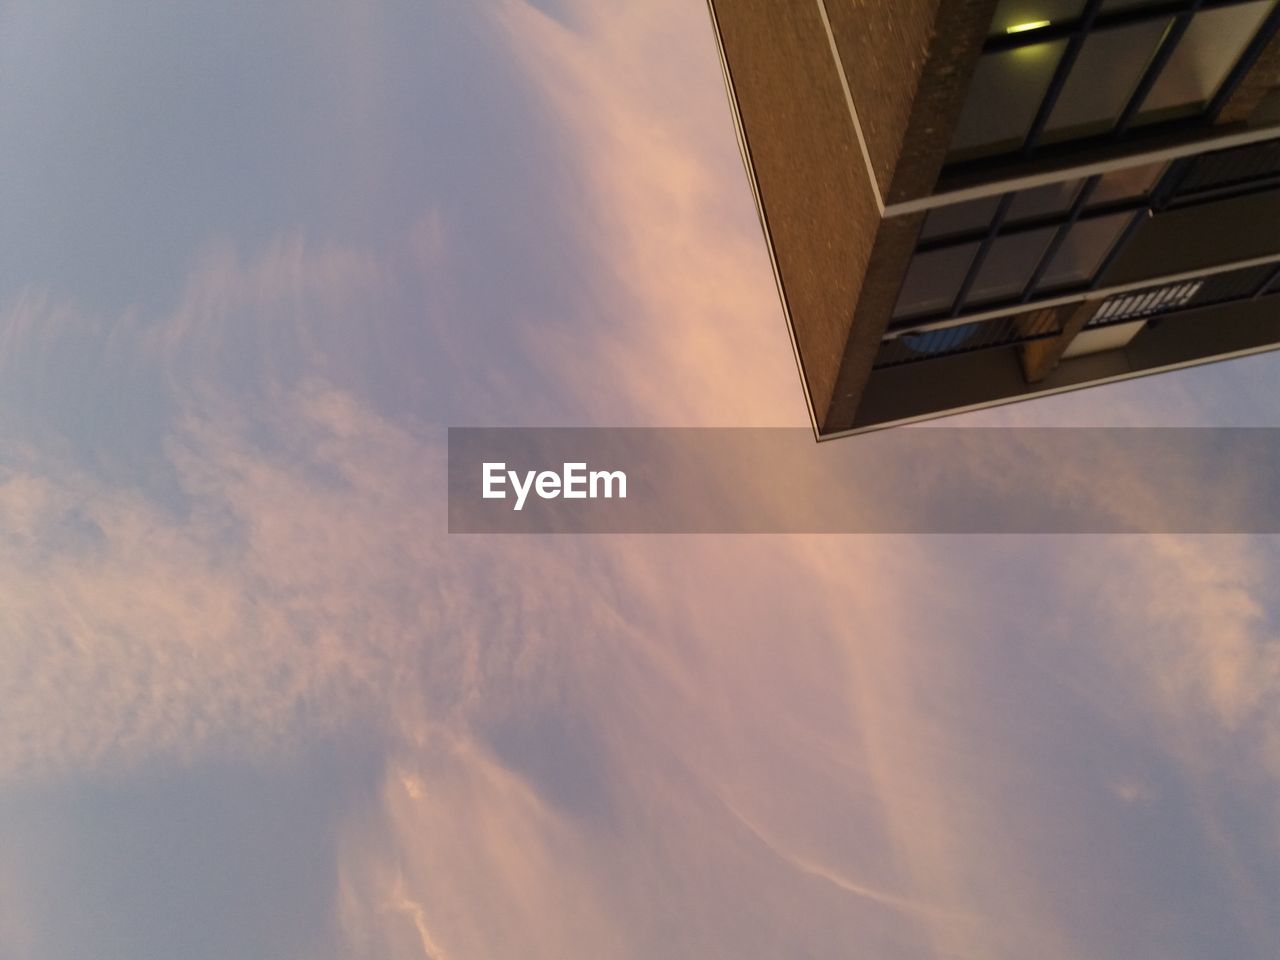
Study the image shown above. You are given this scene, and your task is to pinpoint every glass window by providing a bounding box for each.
[892,244,980,319]
[949,41,1068,160]
[1089,160,1167,204]
[1136,1,1276,124]
[1042,18,1172,143]
[1036,213,1132,289]
[968,227,1057,304]
[989,0,1085,37]
[919,196,1002,241]
[1007,179,1082,221]
[1099,0,1175,13]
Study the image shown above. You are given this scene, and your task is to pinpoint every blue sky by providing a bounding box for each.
[1,1,1278,958]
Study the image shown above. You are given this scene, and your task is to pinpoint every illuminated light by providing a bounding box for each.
[1006,20,1052,33]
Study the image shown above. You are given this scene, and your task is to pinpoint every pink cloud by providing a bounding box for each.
[0,2,1276,958]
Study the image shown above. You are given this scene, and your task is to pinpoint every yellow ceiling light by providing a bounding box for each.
[1006,19,1052,33]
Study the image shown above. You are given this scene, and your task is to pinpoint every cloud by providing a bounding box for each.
[321,3,1280,957]
[485,0,805,429]
[0,1,1278,959]
[0,379,424,778]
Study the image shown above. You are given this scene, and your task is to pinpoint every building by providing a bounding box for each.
[707,0,1280,437]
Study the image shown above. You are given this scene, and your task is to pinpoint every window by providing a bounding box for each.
[954,0,1277,164]
[1136,2,1276,124]
[1090,160,1167,204]
[950,41,1068,160]
[969,227,1058,303]
[1036,213,1132,289]
[1042,18,1172,143]
[919,195,1001,241]
[1007,179,1082,221]
[893,243,980,318]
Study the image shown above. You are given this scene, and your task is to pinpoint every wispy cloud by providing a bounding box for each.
[0,1,1277,958]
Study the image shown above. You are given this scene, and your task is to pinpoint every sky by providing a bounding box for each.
[1,1,1278,958]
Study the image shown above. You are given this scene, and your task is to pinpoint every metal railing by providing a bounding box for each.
[875,309,1062,368]
[878,257,1280,369]
[1089,261,1280,326]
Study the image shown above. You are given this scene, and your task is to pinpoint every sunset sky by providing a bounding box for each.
[1,1,1278,958]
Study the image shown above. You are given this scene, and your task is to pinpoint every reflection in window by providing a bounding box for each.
[1136,1,1276,124]
[1090,160,1167,204]
[1007,179,1082,221]
[949,41,1067,160]
[988,0,1085,37]
[969,228,1057,303]
[1043,18,1172,142]
[893,244,980,318]
[1036,213,1132,289]
[919,196,1001,241]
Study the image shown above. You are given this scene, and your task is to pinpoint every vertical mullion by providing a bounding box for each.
[1113,3,1205,135]
[1087,208,1148,290]
[1151,154,1194,210]
[1019,176,1102,301]
[1020,0,1108,156]
[949,193,1015,316]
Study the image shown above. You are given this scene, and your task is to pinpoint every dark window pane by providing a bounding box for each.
[1042,19,1172,143]
[1036,213,1132,289]
[989,0,1085,37]
[1007,179,1082,221]
[949,42,1068,160]
[1099,0,1175,12]
[893,244,980,318]
[1136,2,1275,124]
[968,227,1057,304]
[1090,160,1167,204]
[919,196,1002,241]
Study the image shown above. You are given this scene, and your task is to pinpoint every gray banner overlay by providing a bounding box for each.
[448,428,1280,533]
